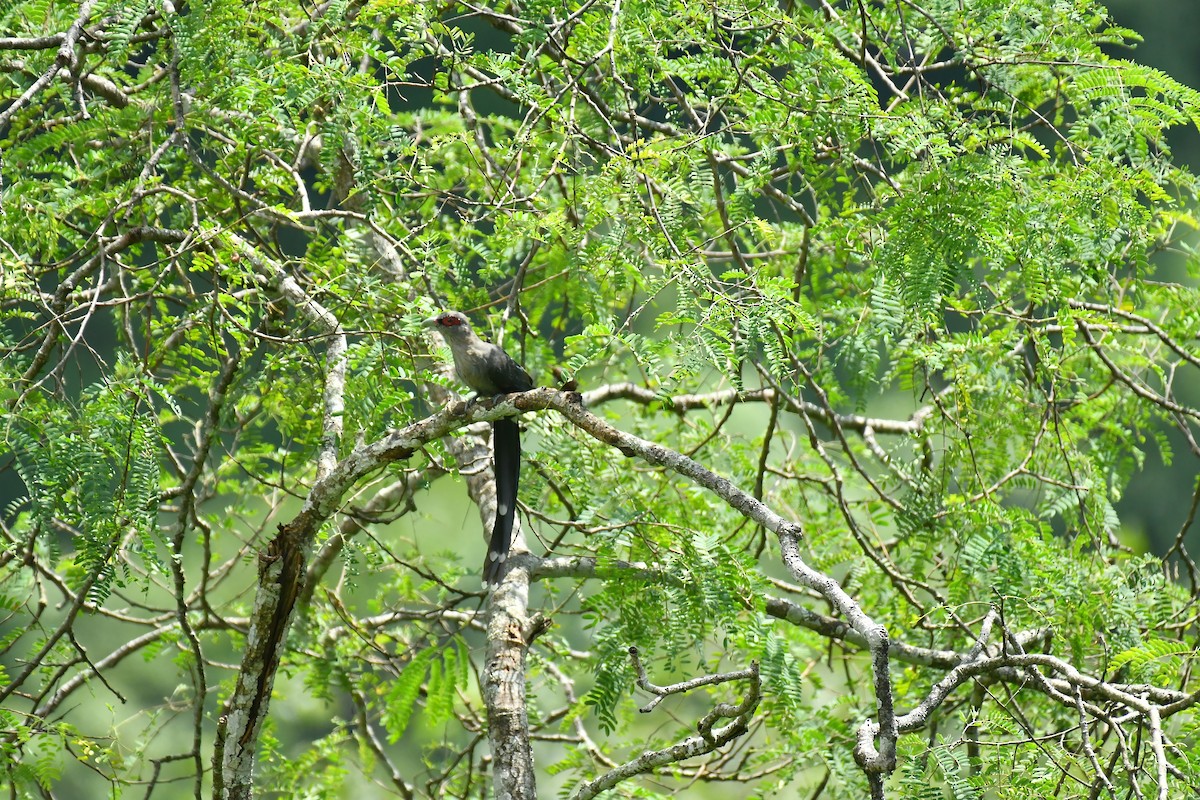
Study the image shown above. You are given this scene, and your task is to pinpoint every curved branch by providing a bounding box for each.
[570,651,761,800]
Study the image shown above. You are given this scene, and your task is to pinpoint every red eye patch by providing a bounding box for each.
[439,315,463,326]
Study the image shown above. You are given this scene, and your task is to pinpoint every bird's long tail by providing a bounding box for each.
[485,417,521,588]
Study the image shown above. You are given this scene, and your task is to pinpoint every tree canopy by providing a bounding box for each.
[4,0,1200,798]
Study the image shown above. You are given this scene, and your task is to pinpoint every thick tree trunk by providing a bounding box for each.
[446,417,537,799]
[483,571,536,799]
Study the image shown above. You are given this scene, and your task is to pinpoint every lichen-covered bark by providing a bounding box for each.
[214,519,307,799]
[483,571,536,800]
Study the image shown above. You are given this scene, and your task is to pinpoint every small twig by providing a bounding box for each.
[569,650,760,800]
[627,645,757,713]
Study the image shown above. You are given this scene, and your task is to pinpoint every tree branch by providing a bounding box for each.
[569,650,760,799]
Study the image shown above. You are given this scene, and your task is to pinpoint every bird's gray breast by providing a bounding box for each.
[451,341,504,394]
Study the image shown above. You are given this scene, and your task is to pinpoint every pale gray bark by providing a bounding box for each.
[214,236,347,800]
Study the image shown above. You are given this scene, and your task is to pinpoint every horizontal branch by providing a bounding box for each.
[582,382,931,435]
[765,596,961,669]
[531,554,679,584]
[0,34,66,50]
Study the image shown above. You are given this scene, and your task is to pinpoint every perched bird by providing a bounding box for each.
[425,311,534,587]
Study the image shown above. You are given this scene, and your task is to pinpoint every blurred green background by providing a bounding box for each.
[1102,1,1200,554]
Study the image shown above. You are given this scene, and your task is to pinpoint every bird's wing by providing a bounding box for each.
[486,345,535,392]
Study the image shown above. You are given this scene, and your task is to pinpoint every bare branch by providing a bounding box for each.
[570,652,760,799]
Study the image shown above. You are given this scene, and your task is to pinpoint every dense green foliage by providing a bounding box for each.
[4,0,1200,798]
